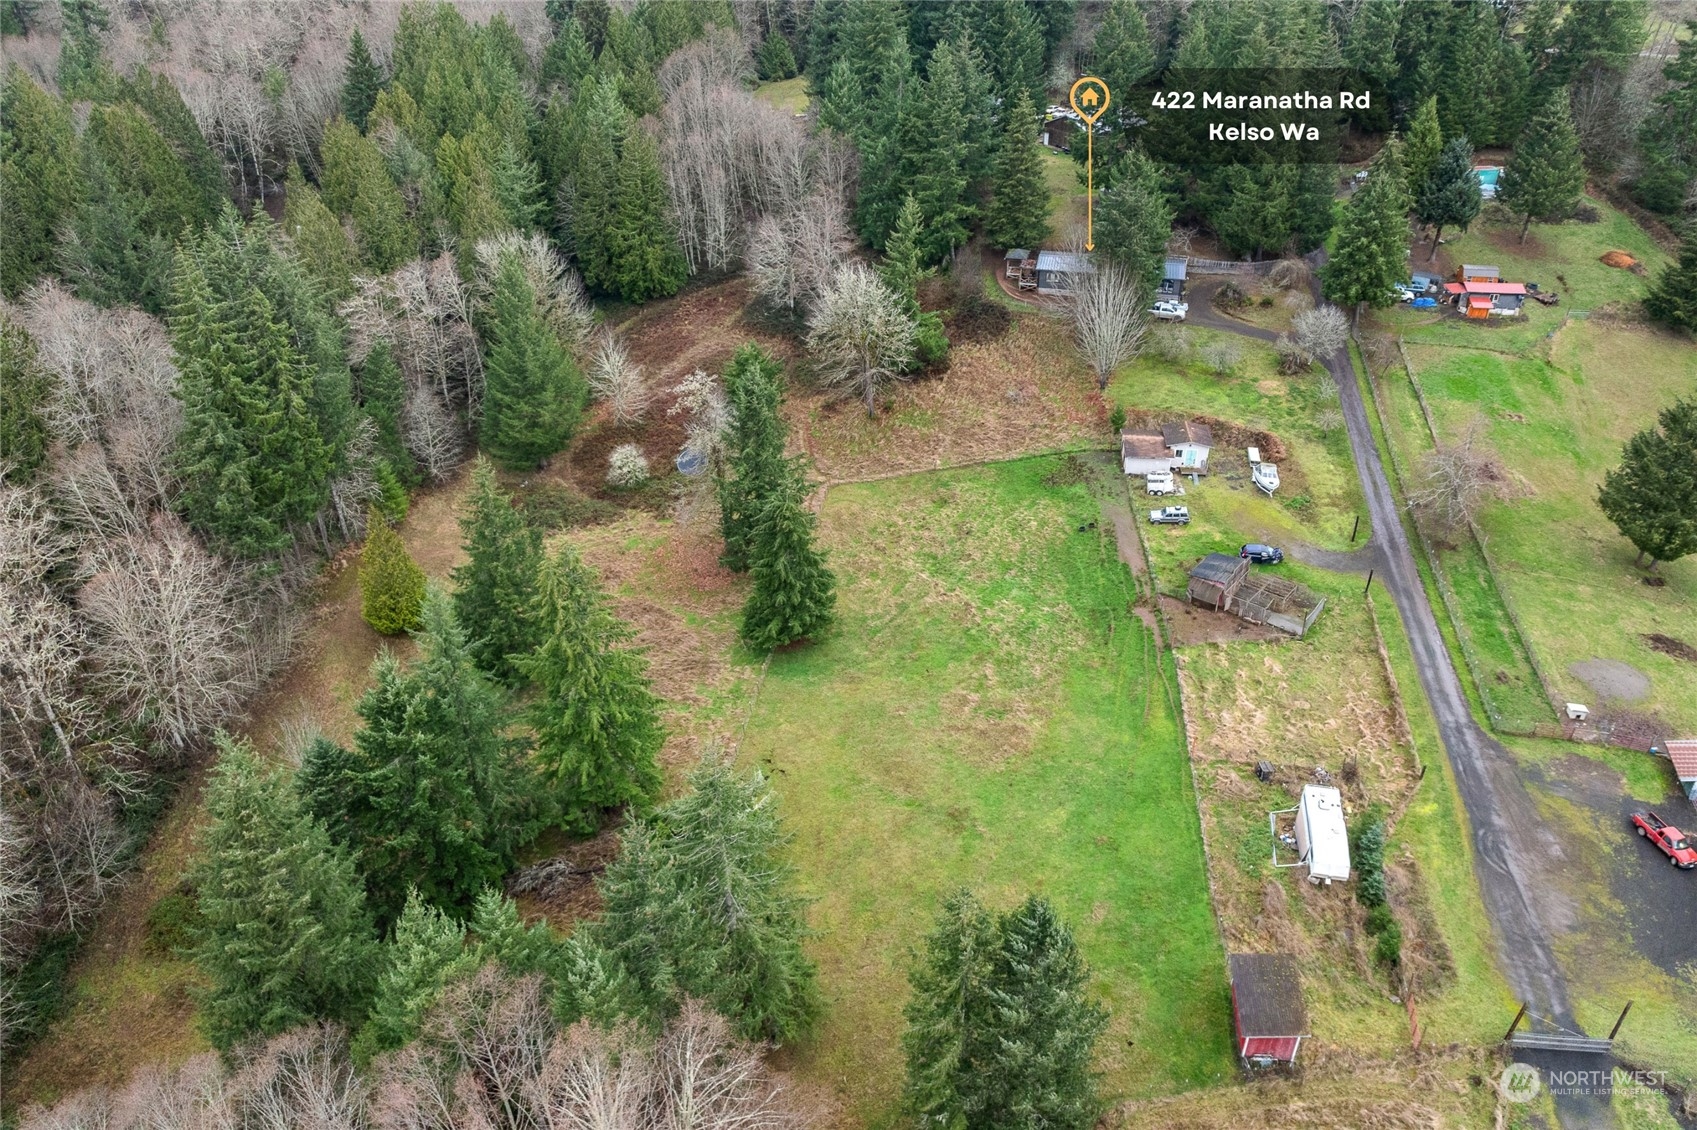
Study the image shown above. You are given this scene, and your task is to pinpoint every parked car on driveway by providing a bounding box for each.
[1240,543,1284,564]
[1149,506,1190,525]
[1150,300,1189,322]
[1633,811,1697,868]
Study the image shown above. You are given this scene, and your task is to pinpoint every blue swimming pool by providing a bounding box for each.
[1475,166,1501,186]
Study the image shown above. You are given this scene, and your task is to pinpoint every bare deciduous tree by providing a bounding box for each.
[670,367,731,470]
[401,385,464,484]
[472,233,596,355]
[1292,305,1348,362]
[326,417,384,542]
[1199,338,1242,375]
[1067,258,1149,389]
[342,257,483,413]
[588,334,651,426]
[1407,419,1506,538]
[372,966,555,1130]
[78,514,256,750]
[528,1001,800,1130]
[806,263,916,415]
[745,193,849,316]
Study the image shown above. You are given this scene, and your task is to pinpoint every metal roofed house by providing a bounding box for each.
[1035,249,1095,295]
[1227,953,1310,1067]
[1458,264,1501,282]
[1162,419,1214,471]
[1121,430,1174,476]
[1443,279,1528,318]
[1160,257,1188,299]
[1187,553,1249,611]
[1659,739,1697,804]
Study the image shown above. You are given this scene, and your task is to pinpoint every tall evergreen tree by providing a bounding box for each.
[607,125,687,302]
[121,70,226,223]
[299,589,536,924]
[1597,399,1697,570]
[481,254,586,468]
[517,542,664,831]
[57,146,174,313]
[1632,22,1697,215]
[1404,95,1443,190]
[191,736,377,1052]
[1324,138,1412,311]
[1,69,82,297]
[740,474,836,651]
[879,194,929,309]
[169,251,333,557]
[978,897,1108,1130]
[0,316,54,483]
[895,36,980,263]
[1498,93,1585,243]
[358,340,412,480]
[984,89,1049,252]
[320,119,417,272]
[360,514,426,635]
[355,889,477,1059]
[1416,136,1481,261]
[717,344,791,573]
[1645,226,1697,332]
[435,130,507,247]
[902,892,1107,1130]
[902,890,998,1129]
[343,27,385,131]
[1094,148,1174,299]
[977,0,1045,118]
[1080,0,1155,173]
[565,79,626,291]
[594,755,820,1043]
[450,457,545,684]
[282,174,357,302]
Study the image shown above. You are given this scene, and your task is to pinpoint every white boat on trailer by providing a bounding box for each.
[1252,460,1280,496]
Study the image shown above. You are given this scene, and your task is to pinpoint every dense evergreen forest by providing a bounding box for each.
[2,0,1694,1124]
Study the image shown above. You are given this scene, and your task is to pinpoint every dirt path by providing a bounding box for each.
[1198,268,1614,1129]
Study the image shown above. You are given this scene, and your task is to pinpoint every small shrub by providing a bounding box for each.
[1572,202,1600,223]
[1364,902,1395,936]
[1215,282,1248,309]
[1283,492,1314,513]
[913,310,950,368]
[1351,813,1388,907]
[1109,404,1127,434]
[144,883,203,957]
[1259,295,1275,307]
[607,443,651,488]
[515,482,620,530]
[1150,323,1191,362]
[1373,918,1403,967]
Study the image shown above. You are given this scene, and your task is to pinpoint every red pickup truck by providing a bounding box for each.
[1632,811,1697,869]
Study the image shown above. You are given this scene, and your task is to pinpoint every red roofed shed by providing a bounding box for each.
[1228,953,1309,1066]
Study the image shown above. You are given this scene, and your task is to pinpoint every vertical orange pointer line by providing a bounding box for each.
[1086,127,1094,249]
[1068,76,1109,252]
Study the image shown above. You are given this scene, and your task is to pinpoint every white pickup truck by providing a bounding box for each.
[1150,300,1189,322]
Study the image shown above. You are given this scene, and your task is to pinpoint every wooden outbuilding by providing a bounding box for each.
[1004,249,1036,289]
[1121,430,1173,476]
[1035,250,1094,295]
[1187,553,1249,611]
[1228,953,1310,1066]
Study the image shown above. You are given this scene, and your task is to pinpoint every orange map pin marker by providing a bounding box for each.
[1069,77,1110,250]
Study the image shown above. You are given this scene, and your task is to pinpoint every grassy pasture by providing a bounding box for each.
[741,456,1233,1123]
[1406,323,1697,733]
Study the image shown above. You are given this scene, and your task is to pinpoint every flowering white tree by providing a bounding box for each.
[588,334,651,426]
[805,263,916,416]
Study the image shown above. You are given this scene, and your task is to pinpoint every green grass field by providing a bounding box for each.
[740,457,1232,1124]
[1406,324,1697,732]
[753,75,809,115]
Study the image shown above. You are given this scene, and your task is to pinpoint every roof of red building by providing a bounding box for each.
[1228,953,1308,1037]
[1445,281,1527,296]
[1667,740,1697,781]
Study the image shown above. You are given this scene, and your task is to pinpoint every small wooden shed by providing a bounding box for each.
[1187,553,1249,611]
[1228,953,1309,1066]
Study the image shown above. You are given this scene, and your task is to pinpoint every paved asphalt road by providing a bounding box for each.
[1187,278,1615,1128]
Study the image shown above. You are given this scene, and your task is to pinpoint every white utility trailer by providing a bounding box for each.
[1271,784,1352,885]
